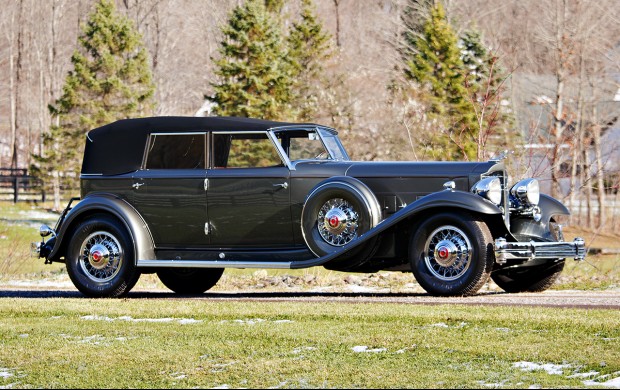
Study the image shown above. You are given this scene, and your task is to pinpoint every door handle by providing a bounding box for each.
[273,182,288,190]
[132,182,145,190]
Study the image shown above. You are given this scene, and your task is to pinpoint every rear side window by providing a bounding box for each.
[145,133,206,169]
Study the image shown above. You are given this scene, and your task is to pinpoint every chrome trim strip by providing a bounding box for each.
[494,237,586,264]
[137,259,292,269]
[267,130,294,171]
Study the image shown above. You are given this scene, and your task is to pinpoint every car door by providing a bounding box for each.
[132,132,209,248]
[206,132,294,248]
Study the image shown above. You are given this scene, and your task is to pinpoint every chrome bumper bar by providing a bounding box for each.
[494,237,586,264]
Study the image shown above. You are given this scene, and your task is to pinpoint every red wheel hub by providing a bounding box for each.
[329,215,340,227]
[91,250,103,263]
[437,246,450,259]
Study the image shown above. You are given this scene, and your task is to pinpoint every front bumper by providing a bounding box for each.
[494,237,586,264]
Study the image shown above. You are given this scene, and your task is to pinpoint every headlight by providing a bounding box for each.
[511,178,540,206]
[471,177,502,206]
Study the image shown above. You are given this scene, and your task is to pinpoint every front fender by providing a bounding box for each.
[510,194,570,241]
[291,190,508,269]
[47,193,155,263]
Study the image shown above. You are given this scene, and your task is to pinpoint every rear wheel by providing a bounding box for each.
[491,261,565,293]
[66,215,140,298]
[157,268,224,294]
[409,212,494,296]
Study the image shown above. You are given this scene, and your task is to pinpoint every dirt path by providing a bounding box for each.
[1,288,619,309]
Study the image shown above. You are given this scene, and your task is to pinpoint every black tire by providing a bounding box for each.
[157,268,224,294]
[66,214,140,298]
[301,180,381,259]
[409,212,494,296]
[491,261,565,293]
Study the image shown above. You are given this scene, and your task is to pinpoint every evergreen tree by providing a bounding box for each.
[208,0,293,120]
[32,0,154,206]
[287,0,334,121]
[406,2,477,160]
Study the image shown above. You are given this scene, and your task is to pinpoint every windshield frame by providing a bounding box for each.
[269,125,350,170]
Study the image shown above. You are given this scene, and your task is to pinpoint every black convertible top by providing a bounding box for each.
[82,116,309,175]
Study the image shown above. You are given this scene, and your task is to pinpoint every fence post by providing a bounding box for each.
[13,176,18,203]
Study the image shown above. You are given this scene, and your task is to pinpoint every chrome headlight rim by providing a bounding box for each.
[510,178,540,206]
[471,177,502,206]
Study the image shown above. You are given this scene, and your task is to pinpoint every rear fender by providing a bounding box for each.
[47,194,155,263]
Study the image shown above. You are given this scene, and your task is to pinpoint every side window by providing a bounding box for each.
[212,133,283,168]
[145,133,206,169]
[287,131,329,160]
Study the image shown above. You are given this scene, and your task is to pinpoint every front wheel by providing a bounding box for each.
[157,268,224,294]
[66,215,140,298]
[409,212,494,296]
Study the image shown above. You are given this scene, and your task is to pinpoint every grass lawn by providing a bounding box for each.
[0,299,619,389]
[0,203,619,388]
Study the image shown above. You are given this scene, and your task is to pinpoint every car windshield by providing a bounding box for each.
[274,128,349,162]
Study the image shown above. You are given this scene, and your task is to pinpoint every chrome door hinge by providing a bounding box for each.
[204,178,209,191]
[204,222,211,236]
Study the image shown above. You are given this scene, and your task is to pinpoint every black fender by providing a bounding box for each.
[47,193,155,263]
[291,189,508,269]
[510,194,570,241]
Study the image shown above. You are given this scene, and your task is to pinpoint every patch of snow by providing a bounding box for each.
[528,385,541,389]
[513,361,572,375]
[0,370,13,379]
[211,385,229,389]
[273,320,293,324]
[178,319,202,325]
[568,371,600,379]
[80,315,202,325]
[268,381,288,389]
[228,318,265,325]
[18,334,28,338]
[430,322,449,328]
[0,383,18,389]
[584,375,620,388]
[352,345,387,353]
[495,327,511,332]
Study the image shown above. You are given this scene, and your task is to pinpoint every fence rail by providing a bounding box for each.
[0,168,45,203]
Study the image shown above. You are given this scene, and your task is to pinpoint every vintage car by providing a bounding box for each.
[33,116,585,297]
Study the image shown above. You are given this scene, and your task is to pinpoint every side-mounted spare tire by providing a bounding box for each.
[301,177,381,270]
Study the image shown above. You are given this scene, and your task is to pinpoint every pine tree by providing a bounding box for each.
[287,0,334,121]
[32,0,154,206]
[208,0,293,120]
[406,2,477,160]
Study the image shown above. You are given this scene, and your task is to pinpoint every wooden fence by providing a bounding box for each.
[0,168,45,203]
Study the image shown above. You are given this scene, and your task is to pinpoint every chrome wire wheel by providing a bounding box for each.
[317,198,360,246]
[423,225,472,281]
[78,231,124,283]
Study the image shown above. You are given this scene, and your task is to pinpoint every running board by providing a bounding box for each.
[137,259,293,269]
